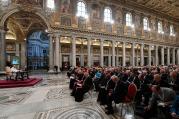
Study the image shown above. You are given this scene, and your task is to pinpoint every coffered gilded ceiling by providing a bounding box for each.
[5,11,47,41]
[126,0,179,20]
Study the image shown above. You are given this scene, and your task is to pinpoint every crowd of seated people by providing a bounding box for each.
[67,65,179,119]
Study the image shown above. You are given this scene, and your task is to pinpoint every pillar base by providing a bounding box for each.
[48,69,54,73]
[48,69,62,74]
[57,69,61,73]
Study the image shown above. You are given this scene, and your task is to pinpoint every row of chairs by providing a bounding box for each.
[88,82,138,117]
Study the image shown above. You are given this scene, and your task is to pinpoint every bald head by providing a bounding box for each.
[111,75,119,83]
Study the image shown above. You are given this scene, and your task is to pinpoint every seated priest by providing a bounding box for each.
[71,72,93,102]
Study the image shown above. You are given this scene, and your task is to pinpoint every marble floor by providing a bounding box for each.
[0,72,142,119]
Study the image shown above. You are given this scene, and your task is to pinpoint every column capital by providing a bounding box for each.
[148,45,151,49]
[100,39,104,42]
[71,35,76,39]
[161,45,165,48]
[55,35,60,42]
[86,37,91,40]
[123,41,126,44]
[141,43,144,45]
[112,40,116,44]
[55,33,60,37]
[48,33,53,38]
[87,39,91,46]
[0,29,6,33]
[132,42,136,46]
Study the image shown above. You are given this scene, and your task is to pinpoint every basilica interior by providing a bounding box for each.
[0,0,179,119]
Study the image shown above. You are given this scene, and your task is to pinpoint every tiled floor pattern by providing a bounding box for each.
[0,91,32,105]
[34,101,109,119]
[0,72,141,119]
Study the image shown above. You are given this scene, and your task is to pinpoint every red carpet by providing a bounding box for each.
[0,77,43,88]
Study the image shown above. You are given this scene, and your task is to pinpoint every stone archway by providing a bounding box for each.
[0,6,51,71]
[0,7,51,30]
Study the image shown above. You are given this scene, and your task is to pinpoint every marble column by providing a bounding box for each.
[21,42,26,68]
[16,43,20,56]
[0,29,5,71]
[116,44,119,66]
[112,40,115,67]
[87,38,91,67]
[100,39,104,67]
[155,45,159,66]
[136,46,139,66]
[55,34,60,72]
[108,55,111,67]
[167,47,170,65]
[122,42,126,67]
[172,48,176,65]
[148,45,151,66]
[132,42,135,67]
[48,34,54,72]
[91,45,93,66]
[177,49,179,65]
[72,36,76,67]
[59,38,62,68]
[140,43,144,66]
[80,41,84,66]
[161,46,165,65]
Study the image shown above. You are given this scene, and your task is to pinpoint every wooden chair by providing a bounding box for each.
[120,83,137,116]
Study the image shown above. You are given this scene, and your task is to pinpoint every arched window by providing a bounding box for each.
[170,25,175,36]
[126,13,132,26]
[158,21,163,34]
[77,1,87,18]
[47,0,55,9]
[1,0,9,6]
[143,17,149,31]
[104,7,113,23]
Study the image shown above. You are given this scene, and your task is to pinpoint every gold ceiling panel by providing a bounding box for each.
[5,11,47,41]
[127,0,179,20]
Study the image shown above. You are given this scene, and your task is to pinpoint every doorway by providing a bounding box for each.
[62,55,70,71]
[27,31,49,70]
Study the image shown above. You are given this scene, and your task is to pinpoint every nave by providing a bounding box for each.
[0,73,140,119]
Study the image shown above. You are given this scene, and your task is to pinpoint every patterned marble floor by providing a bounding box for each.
[0,72,142,119]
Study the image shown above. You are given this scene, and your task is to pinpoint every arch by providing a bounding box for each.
[76,0,87,18]
[0,7,51,31]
